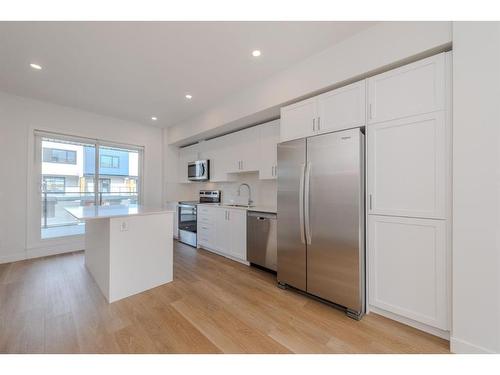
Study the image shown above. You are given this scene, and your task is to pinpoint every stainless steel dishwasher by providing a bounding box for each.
[247,211,277,272]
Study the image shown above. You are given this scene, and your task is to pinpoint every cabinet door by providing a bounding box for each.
[228,209,247,260]
[178,144,200,183]
[201,137,231,182]
[367,112,447,219]
[280,97,316,142]
[316,80,366,134]
[368,215,448,330]
[367,53,445,124]
[214,208,228,253]
[239,126,260,172]
[258,120,279,180]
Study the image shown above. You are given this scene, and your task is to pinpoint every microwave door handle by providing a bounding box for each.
[200,163,205,177]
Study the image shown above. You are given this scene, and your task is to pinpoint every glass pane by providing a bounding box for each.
[41,138,96,239]
[97,145,139,206]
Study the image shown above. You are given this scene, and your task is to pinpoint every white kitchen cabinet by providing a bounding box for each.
[178,143,201,183]
[367,111,448,219]
[199,206,247,262]
[316,80,366,135]
[367,53,445,124]
[197,205,217,249]
[258,120,279,180]
[368,215,449,330]
[199,137,234,182]
[280,81,366,143]
[226,208,246,260]
[280,97,317,142]
[225,126,260,173]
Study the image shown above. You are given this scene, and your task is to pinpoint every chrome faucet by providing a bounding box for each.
[237,183,253,207]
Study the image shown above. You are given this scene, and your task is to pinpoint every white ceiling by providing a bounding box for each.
[0,21,376,127]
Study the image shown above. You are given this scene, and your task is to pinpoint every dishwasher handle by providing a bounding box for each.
[247,211,277,220]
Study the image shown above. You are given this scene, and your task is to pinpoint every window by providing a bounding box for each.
[35,133,143,240]
[100,155,119,168]
[43,176,65,192]
[43,148,77,164]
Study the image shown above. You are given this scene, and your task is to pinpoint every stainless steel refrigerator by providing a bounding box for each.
[277,127,365,319]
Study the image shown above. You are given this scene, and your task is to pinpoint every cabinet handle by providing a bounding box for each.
[369,103,373,120]
[312,118,316,132]
[369,194,373,210]
[227,210,230,221]
[317,116,321,131]
[241,161,243,170]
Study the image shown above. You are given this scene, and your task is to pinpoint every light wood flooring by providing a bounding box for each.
[0,241,450,353]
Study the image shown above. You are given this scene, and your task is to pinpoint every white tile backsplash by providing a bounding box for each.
[177,172,277,208]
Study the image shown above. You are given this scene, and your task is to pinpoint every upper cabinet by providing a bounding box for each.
[258,120,280,180]
[225,126,260,173]
[280,97,317,142]
[177,120,279,183]
[366,112,448,219]
[316,80,366,134]
[178,143,201,183]
[367,53,445,124]
[280,81,366,143]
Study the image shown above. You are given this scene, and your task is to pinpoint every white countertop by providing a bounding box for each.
[197,202,277,214]
[65,205,174,220]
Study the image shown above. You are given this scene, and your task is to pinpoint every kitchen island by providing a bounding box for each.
[66,205,174,303]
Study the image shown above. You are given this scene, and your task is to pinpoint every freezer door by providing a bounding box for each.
[277,138,307,290]
[305,128,365,314]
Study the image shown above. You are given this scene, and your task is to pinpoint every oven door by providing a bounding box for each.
[178,204,197,233]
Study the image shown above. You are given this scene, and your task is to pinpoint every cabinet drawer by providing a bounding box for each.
[198,224,213,235]
[198,206,215,214]
[197,214,213,224]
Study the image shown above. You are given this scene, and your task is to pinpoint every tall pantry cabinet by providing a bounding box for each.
[366,52,452,335]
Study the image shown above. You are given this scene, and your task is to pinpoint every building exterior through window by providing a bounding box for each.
[40,137,141,239]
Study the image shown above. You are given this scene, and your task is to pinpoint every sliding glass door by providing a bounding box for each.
[36,132,142,240]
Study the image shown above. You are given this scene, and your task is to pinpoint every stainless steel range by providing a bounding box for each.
[178,190,221,247]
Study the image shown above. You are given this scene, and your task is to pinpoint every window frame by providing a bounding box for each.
[28,129,144,248]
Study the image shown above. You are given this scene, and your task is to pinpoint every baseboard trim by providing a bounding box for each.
[368,305,450,340]
[0,241,84,264]
[197,244,250,266]
[450,337,496,354]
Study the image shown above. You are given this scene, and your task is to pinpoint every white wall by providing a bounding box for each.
[451,22,500,354]
[167,21,452,145]
[0,91,163,263]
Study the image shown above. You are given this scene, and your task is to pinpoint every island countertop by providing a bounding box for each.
[66,204,174,220]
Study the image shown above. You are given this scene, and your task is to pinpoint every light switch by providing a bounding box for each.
[120,221,129,231]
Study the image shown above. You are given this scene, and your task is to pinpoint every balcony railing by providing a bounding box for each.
[41,191,138,228]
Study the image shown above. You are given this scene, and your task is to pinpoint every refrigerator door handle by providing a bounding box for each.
[299,163,306,244]
[304,161,312,245]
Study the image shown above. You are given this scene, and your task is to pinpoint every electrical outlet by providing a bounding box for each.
[120,221,129,232]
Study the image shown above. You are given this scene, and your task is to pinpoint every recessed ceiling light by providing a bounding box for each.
[185,94,193,100]
[252,50,261,57]
[151,116,157,121]
[30,63,42,70]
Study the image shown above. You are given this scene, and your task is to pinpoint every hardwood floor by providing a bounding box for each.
[0,241,450,353]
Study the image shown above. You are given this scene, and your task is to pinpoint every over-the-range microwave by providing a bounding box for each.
[188,159,210,181]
